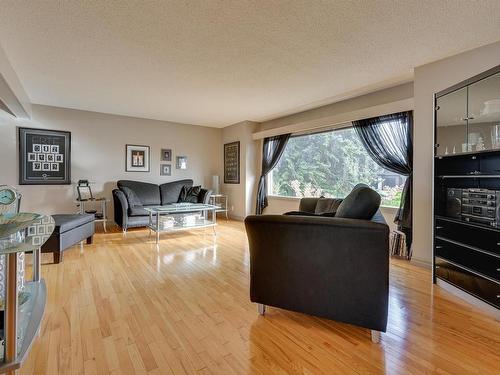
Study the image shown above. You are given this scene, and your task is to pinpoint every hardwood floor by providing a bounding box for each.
[21,220,499,374]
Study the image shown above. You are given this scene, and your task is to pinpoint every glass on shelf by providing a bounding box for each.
[468,72,500,152]
[436,87,468,156]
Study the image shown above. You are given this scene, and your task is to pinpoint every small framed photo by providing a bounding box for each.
[33,144,41,153]
[42,144,50,153]
[176,156,187,170]
[126,144,150,172]
[28,226,37,236]
[28,153,36,162]
[161,149,172,161]
[51,163,59,171]
[46,154,55,162]
[32,236,41,246]
[37,225,46,235]
[42,163,51,171]
[55,154,64,163]
[160,164,171,176]
[50,145,59,154]
[33,162,41,171]
[37,153,46,162]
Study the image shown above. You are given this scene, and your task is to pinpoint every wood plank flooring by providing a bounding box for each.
[20,220,500,374]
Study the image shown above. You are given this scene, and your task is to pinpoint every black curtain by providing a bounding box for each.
[256,134,291,215]
[352,111,413,252]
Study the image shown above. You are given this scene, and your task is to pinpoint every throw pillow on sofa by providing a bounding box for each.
[335,185,381,220]
[178,185,202,203]
[121,186,143,207]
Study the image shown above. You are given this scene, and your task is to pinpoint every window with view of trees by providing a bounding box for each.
[269,126,406,207]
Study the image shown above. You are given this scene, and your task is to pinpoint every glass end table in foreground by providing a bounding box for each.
[0,213,53,373]
[144,203,220,244]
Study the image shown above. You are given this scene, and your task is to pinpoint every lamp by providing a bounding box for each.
[211,175,220,195]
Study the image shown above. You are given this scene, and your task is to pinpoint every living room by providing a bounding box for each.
[0,1,499,374]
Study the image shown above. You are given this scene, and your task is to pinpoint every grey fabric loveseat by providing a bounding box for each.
[112,179,212,232]
[244,186,389,343]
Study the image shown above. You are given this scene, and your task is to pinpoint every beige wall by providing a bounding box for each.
[259,82,413,132]
[412,41,500,266]
[0,105,221,218]
[220,121,259,219]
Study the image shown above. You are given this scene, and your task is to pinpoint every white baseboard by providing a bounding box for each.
[228,214,245,221]
[436,279,500,321]
[410,257,432,269]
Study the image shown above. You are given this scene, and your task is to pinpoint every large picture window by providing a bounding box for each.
[269,126,406,207]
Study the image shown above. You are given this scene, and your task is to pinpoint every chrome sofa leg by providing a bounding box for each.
[258,304,266,315]
[371,330,381,343]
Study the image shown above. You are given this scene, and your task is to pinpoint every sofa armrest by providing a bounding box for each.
[199,188,212,204]
[112,189,129,230]
[244,214,389,331]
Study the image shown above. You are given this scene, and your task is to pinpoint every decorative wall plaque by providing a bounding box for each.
[224,141,240,184]
[19,127,71,185]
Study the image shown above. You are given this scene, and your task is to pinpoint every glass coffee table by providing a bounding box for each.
[144,203,220,244]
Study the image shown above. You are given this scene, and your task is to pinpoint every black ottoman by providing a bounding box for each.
[41,214,95,263]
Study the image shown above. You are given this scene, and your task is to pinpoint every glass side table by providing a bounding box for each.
[0,213,54,373]
[209,195,229,220]
[75,198,109,232]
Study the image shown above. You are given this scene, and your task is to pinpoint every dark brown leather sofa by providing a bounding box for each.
[245,196,389,342]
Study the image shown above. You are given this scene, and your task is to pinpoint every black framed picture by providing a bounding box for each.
[224,141,240,184]
[19,127,71,185]
[160,164,171,176]
[161,148,172,161]
[126,144,150,172]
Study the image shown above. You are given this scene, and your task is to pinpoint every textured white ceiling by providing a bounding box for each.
[0,1,499,127]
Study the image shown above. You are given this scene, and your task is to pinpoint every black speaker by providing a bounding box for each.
[446,188,462,218]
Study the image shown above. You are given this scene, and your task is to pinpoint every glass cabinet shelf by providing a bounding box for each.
[436,70,500,157]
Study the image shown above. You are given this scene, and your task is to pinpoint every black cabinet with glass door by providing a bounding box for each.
[433,65,500,311]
